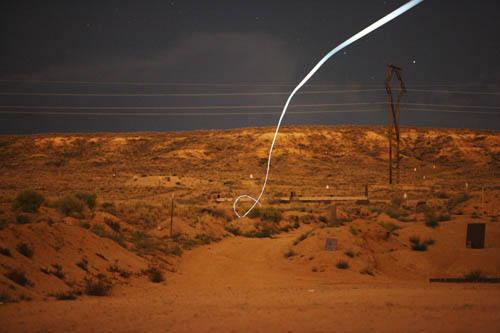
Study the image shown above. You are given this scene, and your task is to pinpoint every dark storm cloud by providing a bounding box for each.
[27,32,300,84]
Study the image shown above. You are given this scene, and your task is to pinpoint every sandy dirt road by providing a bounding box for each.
[2,229,500,332]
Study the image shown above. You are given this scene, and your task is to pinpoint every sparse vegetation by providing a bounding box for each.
[409,236,434,251]
[51,264,65,279]
[76,258,88,272]
[248,207,283,222]
[360,268,374,276]
[284,249,297,258]
[56,194,85,216]
[74,191,97,209]
[293,230,312,245]
[101,202,118,216]
[84,274,112,296]
[55,291,77,300]
[344,250,355,258]
[336,260,349,269]
[0,247,12,257]
[424,209,439,228]
[104,218,120,232]
[380,222,402,235]
[5,269,33,287]
[13,190,44,213]
[78,221,91,229]
[142,267,164,283]
[464,269,484,282]
[16,242,33,258]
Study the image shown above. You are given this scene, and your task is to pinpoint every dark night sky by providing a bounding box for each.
[0,0,499,134]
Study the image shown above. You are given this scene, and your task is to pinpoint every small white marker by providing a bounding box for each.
[250,174,253,179]
[326,185,329,189]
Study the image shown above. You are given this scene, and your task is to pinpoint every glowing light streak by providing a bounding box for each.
[233,0,424,218]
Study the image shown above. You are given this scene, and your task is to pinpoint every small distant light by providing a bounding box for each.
[412,59,416,64]
[250,174,253,179]
[413,168,417,172]
[326,185,329,189]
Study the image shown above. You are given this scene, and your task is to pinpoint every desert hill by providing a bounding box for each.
[0,125,499,312]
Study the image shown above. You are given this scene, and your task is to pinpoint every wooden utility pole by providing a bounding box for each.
[385,64,406,184]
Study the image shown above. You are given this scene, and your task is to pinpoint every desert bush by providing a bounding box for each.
[55,291,77,300]
[0,290,13,303]
[244,227,273,238]
[104,218,120,232]
[0,218,8,230]
[142,267,164,283]
[464,269,484,282]
[16,242,33,258]
[319,216,328,223]
[51,264,65,279]
[423,208,440,228]
[84,274,112,296]
[78,221,91,229]
[344,250,355,258]
[13,190,44,213]
[16,214,31,225]
[5,269,33,287]
[0,247,12,257]
[380,222,402,235]
[101,202,118,216]
[76,258,88,272]
[284,249,297,258]
[57,195,85,216]
[74,192,97,209]
[409,236,434,251]
[336,260,349,269]
[224,225,241,236]
[248,207,282,223]
[108,264,131,278]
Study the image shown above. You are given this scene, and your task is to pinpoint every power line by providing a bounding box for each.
[407,88,500,96]
[0,102,386,111]
[0,89,385,97]
[0,109,384,116]
[405,108,500,115]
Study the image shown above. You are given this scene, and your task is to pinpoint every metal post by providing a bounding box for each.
[170,194,174,237]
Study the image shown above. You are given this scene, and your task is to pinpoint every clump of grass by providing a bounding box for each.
[0,247,12,257]
[293,230,312,246]
[224,225,241,236]
[344,250,355,258]
[424,210,439,228]
[5,269,33,287]
[409,236,434,251]
[380,222,402,235]
[77,221,91,229]
[0,290,13,303]
[360,268,374,276]
[248,207,282,222]
[74,192,97,209]
[84,274,112,296]
[55,291,77,300]
[0,218,8,230]
[101,202,118,216]
[108,264,131,278]
[104,218,120,232]
[91,224,126,248]
[76,258,88,272]
[16,242,33,258]
[142,267,164,283]
[284,249,297,258]
[336,260,349,269]
[464,269,484,282]
[56,194,85,216]
[13,190,44,213]
[51,264,65,279]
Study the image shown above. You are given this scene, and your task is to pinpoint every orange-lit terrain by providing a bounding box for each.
[1,125,499,332]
